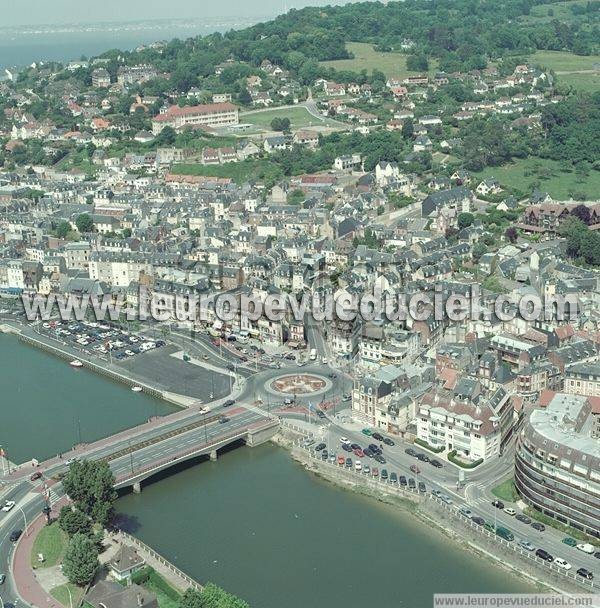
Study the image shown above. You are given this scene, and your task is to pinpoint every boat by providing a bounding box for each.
[69,360,83,368]
[131,386,143,392]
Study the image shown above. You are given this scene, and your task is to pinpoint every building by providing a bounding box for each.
[108,545,146,581]
[417,380,514,461]
[515,393,600,538]
[152,103,239,134]
[91,68,111,88]
[86,581,158,608]
[333,154,362,172]
[565,362,600,397]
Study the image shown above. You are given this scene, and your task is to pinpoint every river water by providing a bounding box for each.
[1,333,534,606]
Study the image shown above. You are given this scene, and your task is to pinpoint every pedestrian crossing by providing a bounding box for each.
[465,482,489,507]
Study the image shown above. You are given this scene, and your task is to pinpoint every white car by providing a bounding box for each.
[124,350,135,357]
[554,558,572,570]
[340,437,349,444]
[503,507,516,516]
[577,543,596,554]
[355,461,362,471]
[2,501,16,512]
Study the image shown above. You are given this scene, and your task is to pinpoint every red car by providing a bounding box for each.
[410,464,421,475]
[353,448,364,458]
[30,472,43,481]
[371,467,379,477]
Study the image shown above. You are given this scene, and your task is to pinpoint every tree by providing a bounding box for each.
[401,118,414,139]
[56,221,71,239]
[75,213,94,233]
[62,534,99,586]
[406,54,429,72]
[472,243,487,261]
[180,588,203,608]
[238,88,252,105]
[270,117,291,132]
[505,226,518,243]
[62,460,117,526]
[59,506,92,537]
[457,212,474,229]
[571,204,591,225]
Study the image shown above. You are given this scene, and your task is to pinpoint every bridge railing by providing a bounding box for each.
[115,419,278,485]
[118,531,202,591]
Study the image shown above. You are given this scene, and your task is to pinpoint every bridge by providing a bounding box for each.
[1,404,280,493]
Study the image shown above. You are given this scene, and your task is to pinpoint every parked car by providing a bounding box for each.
[389,472,398,484]
[577,543,596,554]
[430,459,443,468]
[382,437,395,446]
[337,456,345,465]
[458,506,473,519]
[495,527,514,542]
[380,469,388,481]
[355,461,362,472]
[518,540,535,552]
[2,501,15,512]
[418,481,426,493]
[408,478,417,490]
[372,432,384,441]
[416,453,430,463]
[491,500,504,509]
[471,516,485,526]
[531,522,546,532]
[504,507,516,516]
[535,548,553,562]
[577,568,594,580]
[345,458,352,468]
[399,475,407,486]
[410,464,420,474]
[562,537,577,547]
[554,558,572,570]
[315,443,326,452]
[516,514,531,524]
[371,467,379,477]
[405,448,417,457]
[342,443,353,452]
[361,429,372,436]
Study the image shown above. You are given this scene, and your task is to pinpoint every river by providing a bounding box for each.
[0,334,176,464]
[1,333,534,606]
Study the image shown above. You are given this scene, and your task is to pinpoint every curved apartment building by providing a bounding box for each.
[515,393,600,538]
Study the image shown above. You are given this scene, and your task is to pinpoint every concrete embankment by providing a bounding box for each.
[274,426,592,597]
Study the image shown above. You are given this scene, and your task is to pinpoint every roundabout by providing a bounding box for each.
[266,373,331,398]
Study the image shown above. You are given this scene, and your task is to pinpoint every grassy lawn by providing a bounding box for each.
[557,71,600,92]
[528,50,600,72]
[50,583,85,608]
[31,522,68,568]
[492,477,519,503]
[320,42,438,77]
[170,158,283,184]
[130,567,182,608]
[521,0,591,23]
[473,157,600,200]
[241,106,338,129]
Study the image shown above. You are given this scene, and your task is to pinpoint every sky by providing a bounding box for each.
[2,0,357,27]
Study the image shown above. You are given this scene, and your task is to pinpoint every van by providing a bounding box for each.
[309,348,317,361]
[495,526,514,541]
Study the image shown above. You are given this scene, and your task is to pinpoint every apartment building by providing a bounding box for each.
[152,103,239,134]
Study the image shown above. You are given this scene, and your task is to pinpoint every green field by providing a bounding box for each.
[555,71,600,92]
[473,157,600,200]
[522,0,590,22]
[320,42,438,77]
[241,106,339,129]
[529,50,600,72]
[171,159,283,184]
[31,522,68,568]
